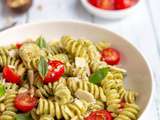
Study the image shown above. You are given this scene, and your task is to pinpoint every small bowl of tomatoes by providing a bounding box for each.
[81,0,141,19]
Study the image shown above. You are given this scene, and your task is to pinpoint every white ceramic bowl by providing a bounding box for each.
[81,0,142,19]
[0,21,153,119]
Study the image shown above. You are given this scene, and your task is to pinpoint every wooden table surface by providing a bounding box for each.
[0,0,159,119]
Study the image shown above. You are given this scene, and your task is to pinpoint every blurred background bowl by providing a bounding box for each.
[81,0,142,19]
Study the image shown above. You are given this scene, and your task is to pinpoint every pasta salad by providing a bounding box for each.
[0,36,140,120]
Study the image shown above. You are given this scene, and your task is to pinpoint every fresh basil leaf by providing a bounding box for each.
[36,36,47,48]
[15,113,33,120]
[38,56,48,79]
[0,84,5,97]
[89,67,108,85]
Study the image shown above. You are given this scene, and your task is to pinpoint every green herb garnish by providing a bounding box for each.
[89,67,108,85]
[15,113,33,120]
[36,36,47,48]
[0,84,5,97]
[38,56,48,79]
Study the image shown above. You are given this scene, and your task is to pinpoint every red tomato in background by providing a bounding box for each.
[89,0,115,10]
[115,0,137,9]
[85,110,112,120]
[101,48,120,65]
[88,0,138,10]
[43,60,65,84]
[15,92,37,112]
[89,0,97,6]
[96,0,115,10]
[3,66,21,84]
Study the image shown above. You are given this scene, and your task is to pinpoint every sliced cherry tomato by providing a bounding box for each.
[88,0,97,6]
[85,110,112,120]
[3,66,21,84]
[16,43,22,49]
[120,100,126,108]
[101,48,120,65]
[96,0,115,10]
[89,0,115,10]
[15,92,37,112]
[115,0,137,10]
[43,60,65,84]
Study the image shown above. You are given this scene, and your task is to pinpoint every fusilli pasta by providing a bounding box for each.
[0,36,140,120]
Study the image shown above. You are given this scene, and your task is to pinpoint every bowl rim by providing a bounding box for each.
[0,20,154,119]
[81,0,141,13]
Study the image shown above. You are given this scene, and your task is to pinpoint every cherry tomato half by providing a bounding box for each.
[3,66,21,84]
[16,43,22,49]
[89,0,115,10]
[85,110,112,120]
[15,92,37,112]
[115,0,138,10]
[43,60,65,84]
[101,48,120,65]
[120,100,126,108]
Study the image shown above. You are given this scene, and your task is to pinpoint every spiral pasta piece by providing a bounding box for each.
[101,76,121,115]
[119,88,138,103]
[101,77,123,92]
[36,98,88,120]
[0,90,17,120]
[40,47,55,60]
[86,40,108,72]
[49,54,69,63]
[54,83,73,104]
[63,62,74,76]
[111,71,124,81]
[105,89,121,115]
[31,109,40,120]
[39,115,54,120]
[66,77,106,102]
[19,42,40,69]
[49,40,65,55]
[95,41,111,51]
[61,36,89,61]
[35,77,66,98]
[88,100,105,112]
[87,41,101,61]
[114,103,140,120]
[89,60,107,72]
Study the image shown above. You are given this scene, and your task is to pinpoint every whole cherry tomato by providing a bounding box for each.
[101,48,120,65]
[89,0,115,10]
[3,66,21,84]
[97,0,115,10]
[43,60,65,84]
[115,0,137,9]
[85,110,112,120]
[88,0,137,10]
[88,0,97,6]
[15,92,37,112]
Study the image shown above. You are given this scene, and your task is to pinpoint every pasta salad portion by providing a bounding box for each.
[0,36,140,120]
